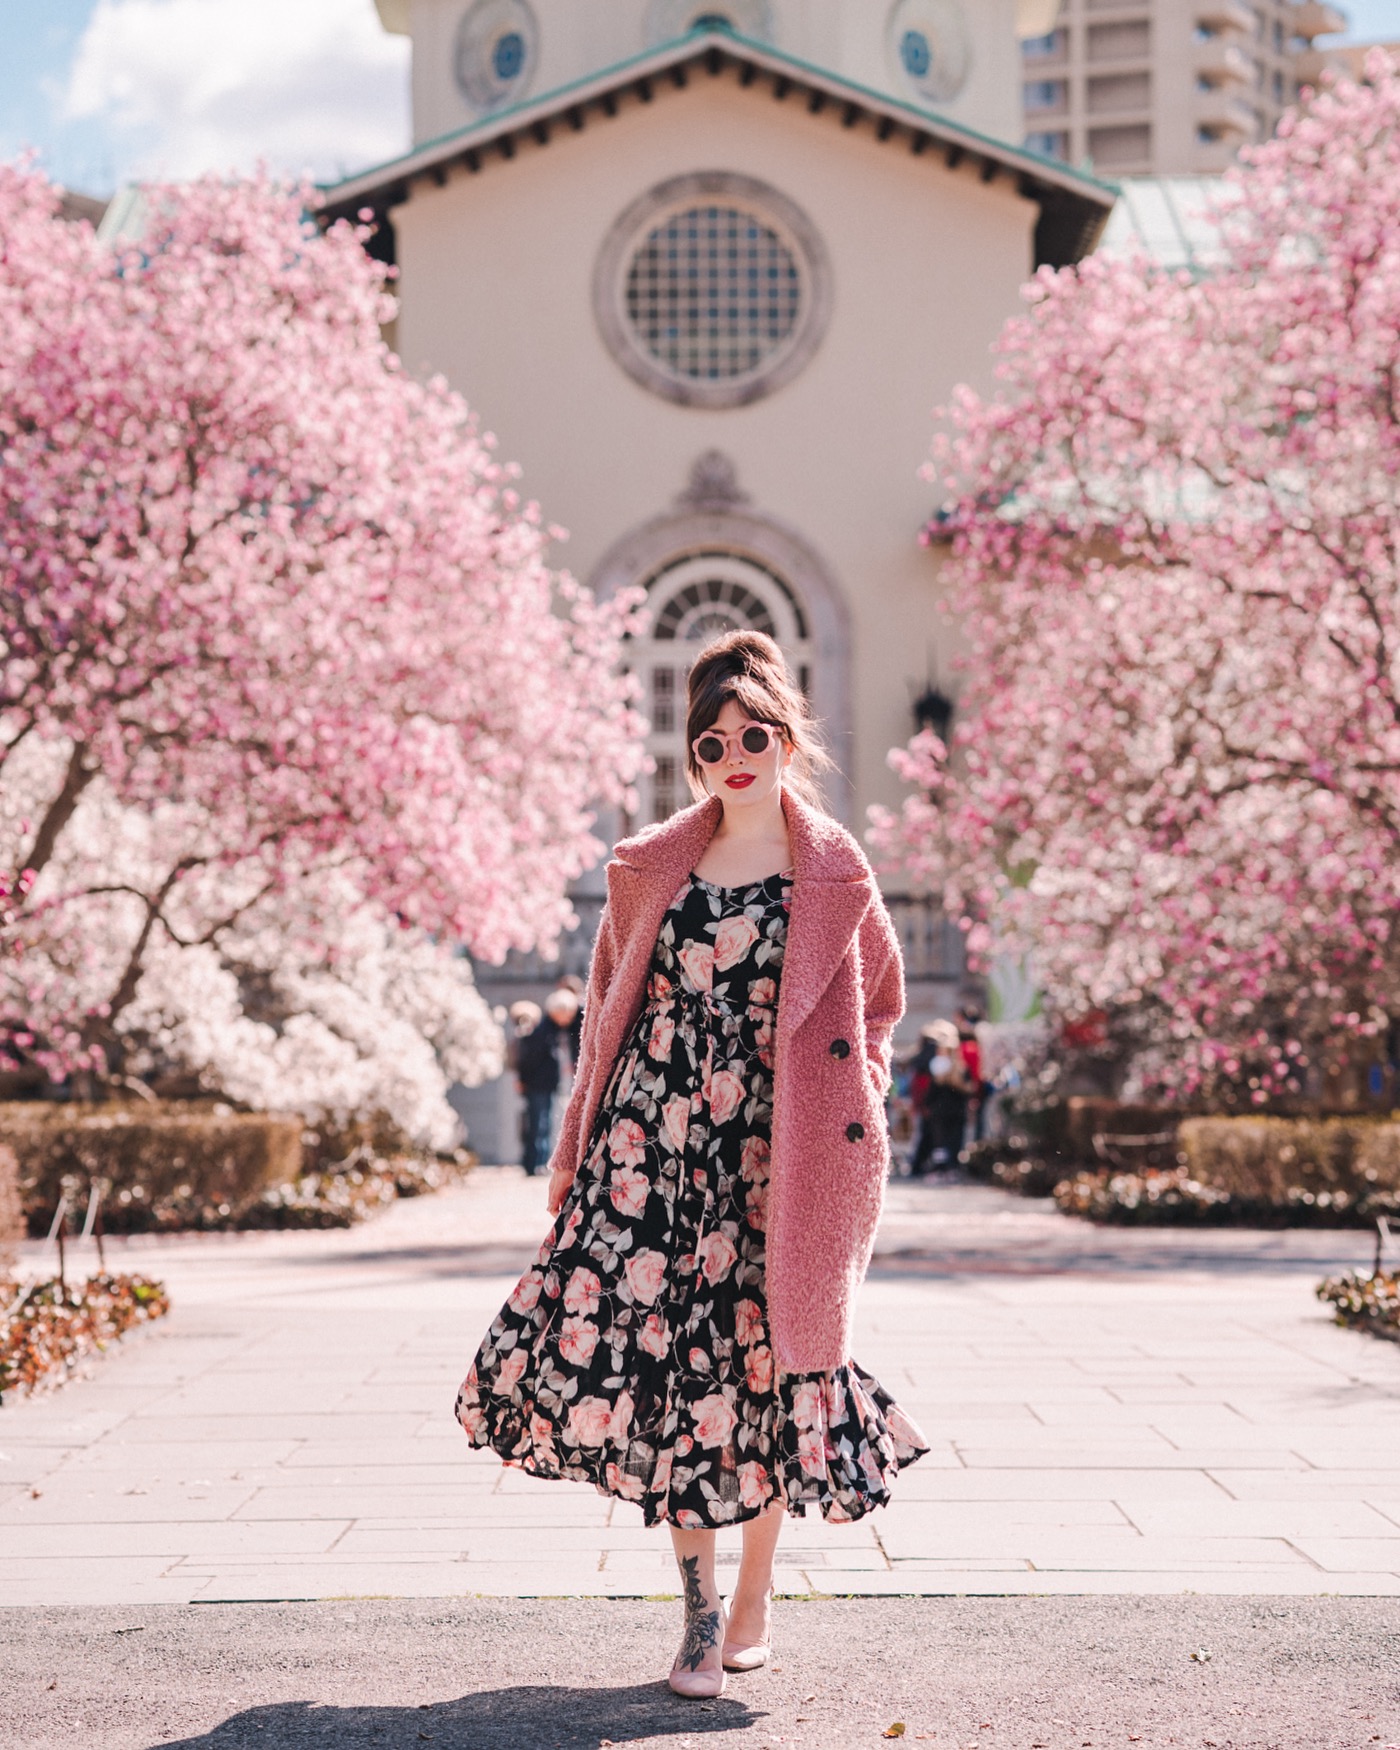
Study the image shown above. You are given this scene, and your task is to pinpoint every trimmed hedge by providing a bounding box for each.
[4,1103,302,1234]
[1178,1116,1400,1202]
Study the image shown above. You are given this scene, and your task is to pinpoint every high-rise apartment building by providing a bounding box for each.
[1021,0,1347,176]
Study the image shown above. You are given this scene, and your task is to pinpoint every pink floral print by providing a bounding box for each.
[455,869,927,1528]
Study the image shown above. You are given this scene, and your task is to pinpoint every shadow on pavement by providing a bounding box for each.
[151,1686,763,1749]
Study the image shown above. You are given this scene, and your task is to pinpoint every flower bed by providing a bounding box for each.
[0,1273,170,1401]
[1054,1166,1400,1227]
[1316,1270,1400,1343]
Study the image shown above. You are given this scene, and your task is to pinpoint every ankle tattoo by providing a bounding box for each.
[677,1555,720,1672]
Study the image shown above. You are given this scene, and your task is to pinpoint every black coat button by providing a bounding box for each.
[846,1122,865,1143]
[829,1038,850,1059]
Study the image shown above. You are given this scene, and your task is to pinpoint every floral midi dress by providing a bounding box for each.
[455,870,928,1529]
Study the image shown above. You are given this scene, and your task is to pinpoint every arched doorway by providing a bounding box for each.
[589,452,853,824]
[631,548,813,822]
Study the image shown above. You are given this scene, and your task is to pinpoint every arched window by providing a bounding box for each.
[631,551,812,822]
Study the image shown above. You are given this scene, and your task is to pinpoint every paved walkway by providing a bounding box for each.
[6,1596,1400,1750]
[2,1169,1399,1606]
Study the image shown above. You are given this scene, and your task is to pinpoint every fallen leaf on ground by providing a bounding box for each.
[883,1727,906,1740]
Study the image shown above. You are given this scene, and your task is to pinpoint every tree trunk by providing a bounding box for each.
[21,743,96,881]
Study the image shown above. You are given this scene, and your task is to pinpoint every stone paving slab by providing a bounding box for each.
[3,1597,1399,1750]
[2,1169,1399,1604]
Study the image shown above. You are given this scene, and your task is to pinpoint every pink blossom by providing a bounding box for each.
[647,1011,675,1062]
[557,1316,599,1367]
[708,1068,745,1126]
[735,1298,764,1346]
[566,1395,614,1448]
[790,1380,825,1430]
[713,915,760,972]
[623,1248,667,1305]
[739,1135,770,1182]
[661,1094,691,1156]
[563,1267,601,1316]
[607,1119,646,1167]
[0,169,646,1096]
[745,1344,774,1394]
[697,1228,738,1285]
[495,1348,528,1393]
[507,1272,543,1316]
[871,57,1400,1104]
[738,1460,771,1510]
[747,977,777,1009]
[692,1392,740,1448]
[638,1311,670,1358]
[677,943,714,993]
[455,1393,486,1438]
[609,1164,650,1219]
[797,1428,827,1477]
[605,1461,644,1501]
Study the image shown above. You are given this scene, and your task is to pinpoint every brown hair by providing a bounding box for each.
[684,630,832,805]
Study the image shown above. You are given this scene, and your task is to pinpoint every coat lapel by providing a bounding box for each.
[778,791,873,1036]
[605,797,723,1004]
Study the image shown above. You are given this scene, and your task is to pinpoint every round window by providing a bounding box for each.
[455,0,537,112]
[594,174,830,409]
[887,0,971,106]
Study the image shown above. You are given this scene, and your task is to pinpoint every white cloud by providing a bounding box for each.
[62,0,410,185]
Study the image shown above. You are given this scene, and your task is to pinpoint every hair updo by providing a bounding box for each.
[684,630,832,805]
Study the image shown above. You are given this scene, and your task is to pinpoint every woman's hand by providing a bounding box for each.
[546,1164,574,1216]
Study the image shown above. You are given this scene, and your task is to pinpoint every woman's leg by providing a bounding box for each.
[668,1526,726,1690]
[725,1500,782,1651]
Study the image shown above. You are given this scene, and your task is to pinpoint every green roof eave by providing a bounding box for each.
[319,22,1116,226]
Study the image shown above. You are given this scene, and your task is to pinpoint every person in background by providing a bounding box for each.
[510,999,556,1177]
[911,1019,970,1174]
[957,1005,988,1142]
[549,972,585,1072]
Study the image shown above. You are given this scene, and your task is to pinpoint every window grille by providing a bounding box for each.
[629,550,812,822]
[624,204,803,383]
[651,666,677,733]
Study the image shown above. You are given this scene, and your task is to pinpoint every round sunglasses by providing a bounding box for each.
[691,720,780,766]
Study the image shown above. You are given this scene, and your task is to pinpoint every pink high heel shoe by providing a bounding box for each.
[668,1603,727,1698]
[722,1590,773,1672]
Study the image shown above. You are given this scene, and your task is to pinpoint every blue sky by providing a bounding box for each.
[2,0,1398,198]
[0,0,410,194]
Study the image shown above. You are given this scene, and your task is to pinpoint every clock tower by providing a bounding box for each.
[375,0,1063,150]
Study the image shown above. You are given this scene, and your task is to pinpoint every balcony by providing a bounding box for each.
[1195,89,1259,137]
[1195,38,1253,85]
[1292,44,1331,82]
[1289,1,1347,42]
[1191,132,1244,172]
[1196,0,1253,33]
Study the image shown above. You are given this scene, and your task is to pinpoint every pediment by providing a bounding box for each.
[323,28,1114,271]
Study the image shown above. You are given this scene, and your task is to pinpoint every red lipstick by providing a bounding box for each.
[725,773,756,790]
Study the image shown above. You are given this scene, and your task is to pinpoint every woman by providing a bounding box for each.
[456,630,927,1697]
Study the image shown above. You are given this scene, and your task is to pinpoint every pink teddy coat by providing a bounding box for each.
[548,787,906,1374]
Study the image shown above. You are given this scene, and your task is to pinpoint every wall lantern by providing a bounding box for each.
[913,685,954,743]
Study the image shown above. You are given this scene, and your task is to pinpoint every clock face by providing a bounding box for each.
[455,0,538,112]
[887,0,972,105]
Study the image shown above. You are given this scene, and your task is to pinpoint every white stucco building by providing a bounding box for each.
[325,1,1114,1058]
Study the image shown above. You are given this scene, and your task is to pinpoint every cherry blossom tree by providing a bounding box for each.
[0,165,644,1114]
[872,56,1400,1105]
